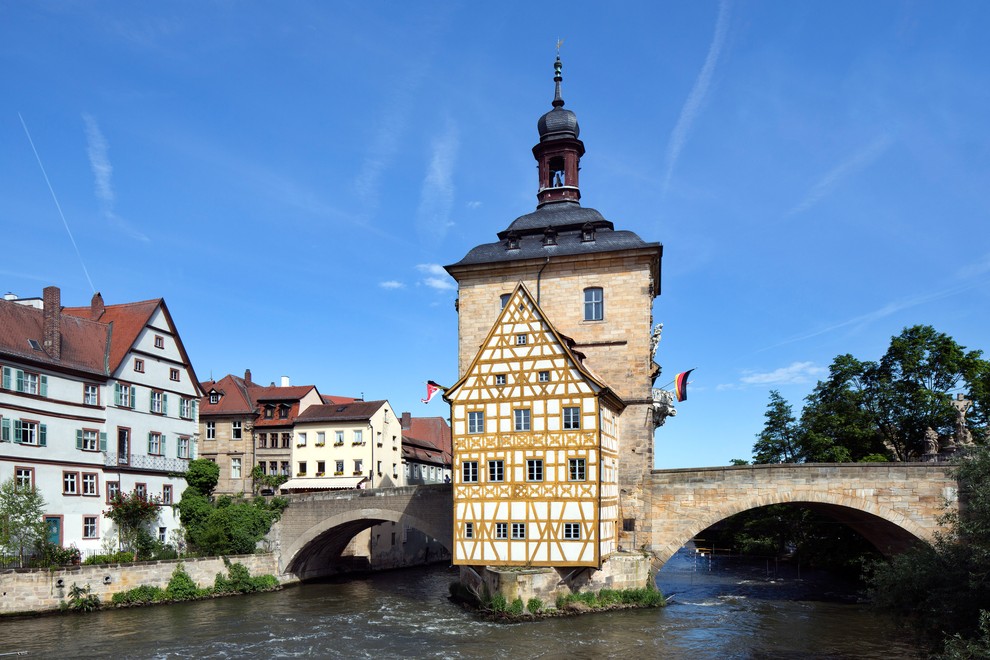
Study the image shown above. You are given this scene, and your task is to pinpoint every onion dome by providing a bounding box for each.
[537,55,579,141]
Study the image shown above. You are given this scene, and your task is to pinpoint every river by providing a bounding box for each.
[1,545,925,659]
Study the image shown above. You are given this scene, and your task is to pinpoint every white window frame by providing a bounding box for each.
[468,411,484,434]
[568,458,586,482]
[488,460,504,482]
[511,522,526,540]
[526,459,543,482]
[514,409,531,432]
[206,422,216,440]
[563,406,581,430]
[584,287,604,321]
[232,421,242,440]
[231,457,242,479]
[563,522,581,540]
[177,436,190,459]
[495,522,508,539]
[83,516,98,539]
[462,461,478,483]
[81,472,98,496]
[84,384,99,406]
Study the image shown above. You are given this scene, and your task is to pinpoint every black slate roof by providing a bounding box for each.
[498,201,610,238]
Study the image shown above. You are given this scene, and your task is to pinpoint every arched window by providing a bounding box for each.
[584,287,604,321]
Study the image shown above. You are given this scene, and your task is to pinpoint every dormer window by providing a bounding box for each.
[279,405,289,419]
[543,227,557,246]
[506,232,520,250]
[264,405,274,419]
[209,391,220,404]
[581,222,596,242]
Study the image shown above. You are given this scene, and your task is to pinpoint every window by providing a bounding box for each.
[316,461,325,475]
[258,462,267,475]
[511,523,526,540]
[150,390,164,414]
[316,432,325,446]
[464,522,474,539]
[22,371,39,395]
[353,430,364,445]
[376,461,382,474]
[78,429,99,451]
[468,411,484,434]
[354,459,363,474]
[278,405,289,419]
[516,334,527,345]
[148,432,163,455]
[232,457,242,479]
[264,405,274,419]
[563,523,581,540]
[106,481,120,503]
[495,374,507,386]
[82,473,98,496]
[280,461,290,476]
[169,368,180,382]
[13,420,44,446]
[154,335,164,349]
[162,484,173,505]
[269,461,277,475]
[526,459,543,482]
[297,461,307,476]
[257,433,267,449]
[335,460,344,475]
[134,358,144,372]
[84,384,99,405]
[177,436,190,459]
[83,516,98,539]
[500,293,510,309]
[538,371,549,382]
[281,433,291,448]
[514,409,531,432]
[117,428,130,464]
[179,398,193,419]
[462,461,478,483]
[206,422,216,440]
[569,458,586,481]
[158,527,167,543]
[115,383,134,408]
[488,460,504,482]
[297,432,307,447]
[335,431,344,445]
[563,407,581,430]
[495,522,508,539]
[227,421,240,439]
[63,472,79,495]
[15,467,34,490]
[210,392,220,404]
[584,287,604,321]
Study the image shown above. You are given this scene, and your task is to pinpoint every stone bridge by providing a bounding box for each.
[270,464,957,579]
[272,484,452,580]
[644,463,958,566]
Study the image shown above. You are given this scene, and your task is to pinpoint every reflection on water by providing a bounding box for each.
[1,548,924,659]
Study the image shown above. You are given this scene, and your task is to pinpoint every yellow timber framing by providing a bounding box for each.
[445,282,624,568]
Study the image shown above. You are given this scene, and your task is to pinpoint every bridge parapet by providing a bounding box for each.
[646,463,957,566]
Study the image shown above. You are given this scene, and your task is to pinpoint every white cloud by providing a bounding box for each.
[416,263,446,276]
[956,253,990,280]
[740,361,825,386]
[416,120,459,242]
[423,277,456,291]
[786,134,894,217]
[82,114,149,242]
[661,0,731,195]
[466,201,482,209]
[379,280,405,289]
[415,263,456,291]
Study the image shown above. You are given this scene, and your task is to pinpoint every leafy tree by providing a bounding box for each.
[185,459,220,497]
[250,465,288,494]
[105,491,161,557]
[753,390,801,463]
[0,477,47,561]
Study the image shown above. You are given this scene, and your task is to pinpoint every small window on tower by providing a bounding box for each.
[549,156,565,187]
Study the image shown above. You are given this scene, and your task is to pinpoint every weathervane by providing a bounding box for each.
[556,38,564,56]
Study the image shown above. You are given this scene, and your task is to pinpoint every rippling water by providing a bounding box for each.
[1,547,924,659]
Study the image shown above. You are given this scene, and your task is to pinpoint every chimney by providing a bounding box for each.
[3,292,16,301]
[244,369,252,384]
[90,292,105,320]
[42,286,61,360]
[401,412,412,430]
[280,376,290,387]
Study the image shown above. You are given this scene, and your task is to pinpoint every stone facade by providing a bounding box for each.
[0,553,282,615]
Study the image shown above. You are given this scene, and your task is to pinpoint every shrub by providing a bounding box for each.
[65,583,101,612]
[508,597,525,615]
[487,592,508,613]
[527,597,543,614]
[111,584,165,605]
[165,563,204,600]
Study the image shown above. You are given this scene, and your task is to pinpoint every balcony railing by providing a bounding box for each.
[104,453,189,473]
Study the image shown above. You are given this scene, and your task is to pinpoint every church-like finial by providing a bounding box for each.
[552,39,565,108]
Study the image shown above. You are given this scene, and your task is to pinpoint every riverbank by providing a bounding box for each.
[451,581,666,622]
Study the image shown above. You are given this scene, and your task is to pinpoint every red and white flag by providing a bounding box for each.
[421,381,443,404]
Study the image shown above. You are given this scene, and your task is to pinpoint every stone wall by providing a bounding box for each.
[649,463,958,566]
[0,553,283,616]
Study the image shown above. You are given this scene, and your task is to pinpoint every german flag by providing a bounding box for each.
[674,370,694,402]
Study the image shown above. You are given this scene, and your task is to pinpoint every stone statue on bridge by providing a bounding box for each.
[923,427,940,457]
[952,394,975,446]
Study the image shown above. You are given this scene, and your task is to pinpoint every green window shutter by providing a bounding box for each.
[13,420,22,444]
[99,432,107,451]
[130,386,136,408]
[192,399,198,419]
[39,424,46,447]
[2,366,10,389]
[161,434,166,455]
[149,393,155,413]
[163,394,168,416]
[40,375,48,397]
[76,429,83,450]
[147,432,153,453]
[114,383,121,405]
[15,370,24,392]
[0,418,9,442]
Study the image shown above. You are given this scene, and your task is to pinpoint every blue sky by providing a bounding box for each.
[3,2,989,468]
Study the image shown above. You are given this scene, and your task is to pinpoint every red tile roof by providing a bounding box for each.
[0,298,109,375]
[250,385,320,402]
[321,394,357,405]
[402,416,452,456]
[294,400,387,423]
[199,374,254,416]
[63,298,160,374]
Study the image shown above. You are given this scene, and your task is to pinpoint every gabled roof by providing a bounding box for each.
[63,298,159,374]
[321,394,357,405]
[251,385,320,402]
[199,374,254,416]
[443,282,623,410]
[402,416,451,456]
[294,399,387,423]
[0,298,108,375]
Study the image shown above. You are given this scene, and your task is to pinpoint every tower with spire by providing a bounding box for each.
[444,54,663,598]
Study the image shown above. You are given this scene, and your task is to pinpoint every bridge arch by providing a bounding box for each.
[648,464,956,567]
